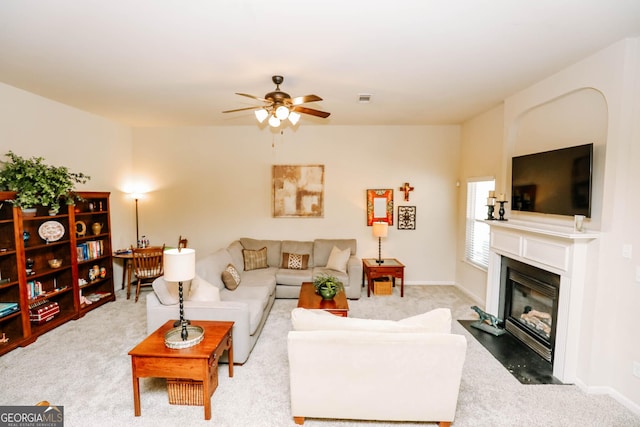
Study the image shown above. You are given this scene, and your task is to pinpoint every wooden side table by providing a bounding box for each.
[129,320,234,420]
[362,258,405,297]
[297,282,349,317]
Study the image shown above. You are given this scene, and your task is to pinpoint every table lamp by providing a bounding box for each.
[372,222,388,264]
[163,246,203,348]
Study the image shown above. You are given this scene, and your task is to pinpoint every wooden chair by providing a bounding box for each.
[129,244,165,302]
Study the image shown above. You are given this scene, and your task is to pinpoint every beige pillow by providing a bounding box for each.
[188,275,221,302]
[221,264,241,290]
[281,252,310,270]
[243,247,268,271]
[152,276,191,305]
[325,246,350,272]
[291,307,452,333]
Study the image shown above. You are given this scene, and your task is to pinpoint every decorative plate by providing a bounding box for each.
[38,220,65,242]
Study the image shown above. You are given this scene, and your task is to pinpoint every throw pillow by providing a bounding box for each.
[242,247,268,271]
[221,264,241,290]
[188,275,221,302]
[152,276,191,305]
[281,252,310,270]
[325,246,350,272]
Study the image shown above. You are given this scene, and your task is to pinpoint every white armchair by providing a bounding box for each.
[287,308,467,426]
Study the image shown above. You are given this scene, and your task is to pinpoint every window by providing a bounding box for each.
[465,178,495,269]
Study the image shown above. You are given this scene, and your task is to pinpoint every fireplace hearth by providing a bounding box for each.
[500,257,559,363]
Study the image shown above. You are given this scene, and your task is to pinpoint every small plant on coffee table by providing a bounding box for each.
[313,273,344,300]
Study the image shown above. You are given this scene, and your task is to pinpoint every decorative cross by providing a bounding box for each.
[399,182,414,201]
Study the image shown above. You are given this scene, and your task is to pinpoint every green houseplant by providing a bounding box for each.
[0,151,90,213]
[313,273,344,300]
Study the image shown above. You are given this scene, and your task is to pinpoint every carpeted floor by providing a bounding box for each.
[0,285,638,427]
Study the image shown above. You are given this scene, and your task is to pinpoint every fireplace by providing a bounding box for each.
[500,257,559,363]
[485,219,598,383]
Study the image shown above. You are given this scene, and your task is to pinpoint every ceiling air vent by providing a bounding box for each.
[358,94,372,104]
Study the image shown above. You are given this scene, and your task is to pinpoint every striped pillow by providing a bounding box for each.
[242,247,268,271]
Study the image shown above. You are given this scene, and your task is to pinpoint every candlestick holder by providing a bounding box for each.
[497,201,508,221]
[486,204,496,220]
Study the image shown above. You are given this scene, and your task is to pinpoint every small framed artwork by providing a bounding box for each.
[366,189,393,225]
[397,206,416,230]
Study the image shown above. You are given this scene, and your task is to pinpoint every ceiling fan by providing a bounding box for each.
[222,75,330,127]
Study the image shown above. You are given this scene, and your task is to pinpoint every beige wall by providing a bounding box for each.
[131,125,461,284]
[0,82,135,273]
[456,104,504,302]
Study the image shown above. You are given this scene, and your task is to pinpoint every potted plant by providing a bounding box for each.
[313,273,344,300]
[0,151,90,214]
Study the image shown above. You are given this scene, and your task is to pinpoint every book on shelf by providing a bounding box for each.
[0,302,19,318]
[76,240,104,261]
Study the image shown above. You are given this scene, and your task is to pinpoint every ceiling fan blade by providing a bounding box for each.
[236,92,270,103]
[291,95,323,105]
[291,106,331,118]
[222,106,262,113]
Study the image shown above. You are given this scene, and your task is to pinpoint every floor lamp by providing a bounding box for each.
[372,222,388,264]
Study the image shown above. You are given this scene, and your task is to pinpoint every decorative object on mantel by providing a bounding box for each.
[372,222,388,264]
[397,206,416,230]
[222,75,330,128]
[163,242,201,348]
[470,305,505,336]
[0,151,90,213]
[496,193,508,221]
[312,273,344,300]
[272,165,324,218]
[367,189,393,225]
[399,182,414,201]
[574,215,585,232]
[486,191,496,220]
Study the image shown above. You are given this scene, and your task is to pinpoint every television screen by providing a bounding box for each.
[511,143,593,217]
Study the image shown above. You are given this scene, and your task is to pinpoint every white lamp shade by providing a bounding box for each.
[372,222,388,238]
[288,111,300,125]
[268,115,281,127]
[164,248,196,282]
[275,105,290,120]
[255,109,269,123]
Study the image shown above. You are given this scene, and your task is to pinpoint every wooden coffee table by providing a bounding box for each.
[297,282,349,317]
[129,320,234,420]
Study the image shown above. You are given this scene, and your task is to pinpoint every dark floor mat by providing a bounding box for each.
[459,320,564,385]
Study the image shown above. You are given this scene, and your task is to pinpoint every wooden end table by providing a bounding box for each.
[297,282,349,317]
[362,258,405,297]
[128,320,234,420]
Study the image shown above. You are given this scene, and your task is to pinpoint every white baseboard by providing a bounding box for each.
[572,374,640,416]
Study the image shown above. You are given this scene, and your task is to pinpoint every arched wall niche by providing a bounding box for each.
[506,88,607,229]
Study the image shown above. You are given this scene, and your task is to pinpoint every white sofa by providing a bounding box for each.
[287,308,467,426]
[147,237,361,364]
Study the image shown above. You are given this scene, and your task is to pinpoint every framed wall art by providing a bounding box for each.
[272,165,324,217]
[366,189,393,225]
[397,206,416,230]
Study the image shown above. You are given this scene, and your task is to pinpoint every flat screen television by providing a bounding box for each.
[511,143,593,218]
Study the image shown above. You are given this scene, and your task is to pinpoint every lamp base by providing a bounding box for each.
[164,325,205,349]
[376,259,384,264]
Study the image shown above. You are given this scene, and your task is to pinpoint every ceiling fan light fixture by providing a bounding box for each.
[255,108,269,123]
[288,111,300,125]
[275,105,290,120]
[268,115,281,127]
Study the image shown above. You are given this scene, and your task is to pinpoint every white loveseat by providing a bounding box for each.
[287,308,467,426]
[146,237,361,364]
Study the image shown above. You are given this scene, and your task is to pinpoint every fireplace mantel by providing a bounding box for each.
[485,219,599,383]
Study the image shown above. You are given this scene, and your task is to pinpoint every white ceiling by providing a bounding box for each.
[1,1,639,127]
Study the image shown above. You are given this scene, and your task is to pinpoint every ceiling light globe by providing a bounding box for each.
[268,115,281,127]
[255,109,269,123]
[275,105,290,120]
[288,111,300,125]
